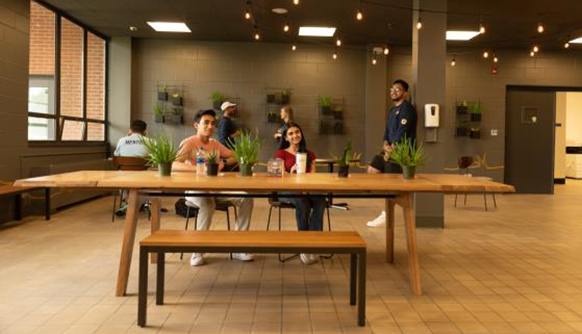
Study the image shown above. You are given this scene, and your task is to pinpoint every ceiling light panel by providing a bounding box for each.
[298,26,336,37]
[147,22,191,33]
[446,30,480,41]
[569,37,582,44]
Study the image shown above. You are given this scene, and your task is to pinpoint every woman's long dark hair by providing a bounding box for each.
[278,122,312,167]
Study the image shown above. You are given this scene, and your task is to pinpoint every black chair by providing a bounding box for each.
[179,199,237,260]
[266,193,332,262]
[454,156,497,211]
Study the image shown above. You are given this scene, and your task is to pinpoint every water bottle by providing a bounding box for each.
[196,148,205,174]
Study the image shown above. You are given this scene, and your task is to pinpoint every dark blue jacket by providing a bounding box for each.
[383,100,417,144]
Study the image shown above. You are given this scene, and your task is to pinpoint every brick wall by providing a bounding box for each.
[29,1,54,75]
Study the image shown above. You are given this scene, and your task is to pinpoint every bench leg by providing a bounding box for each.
[156,252,164,305]
[45,188,50,221]
[357,251,366,326]
[350,253,356,305]
[385,198,395,263]
[150,198,161,264]
[138,247,148,327]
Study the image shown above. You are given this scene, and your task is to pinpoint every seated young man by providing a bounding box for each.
[173,109,254,266]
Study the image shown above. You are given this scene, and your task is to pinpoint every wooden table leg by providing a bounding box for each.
[398,193,422,296]
[150,197,161,263]
[385,198,395,263]
[137,246,148,327]
[116,189,139,297]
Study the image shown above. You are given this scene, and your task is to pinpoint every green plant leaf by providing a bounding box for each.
[140,134,182,165]
[230,130,260,166]
[389,136,426,167]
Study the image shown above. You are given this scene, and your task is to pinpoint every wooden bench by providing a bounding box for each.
[0,185,50,221]
[138,230,367,327]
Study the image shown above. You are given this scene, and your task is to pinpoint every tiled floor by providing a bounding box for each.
[1,182,582,333]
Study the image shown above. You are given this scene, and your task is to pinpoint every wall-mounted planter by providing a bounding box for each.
[267,94,276,104]
[280,94,290,105]
[333,121,344,135]
[469,129,481,139]
[321,106,332,116]
[333,110,343,120]
[455,127,468,136]
[164,115,183,124]
[456,106,468,114]
[155,115,164,123]
[213,101,223,110]
[470,113,482,122]
[171,96,183,106]
[158,92,168,101]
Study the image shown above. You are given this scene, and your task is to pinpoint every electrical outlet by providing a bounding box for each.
[491,129,498,136]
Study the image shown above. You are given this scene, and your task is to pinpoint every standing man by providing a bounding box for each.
[367,79,418,227]
[217,101,239,148]
[173,109,254,266]
[114,120,148,157]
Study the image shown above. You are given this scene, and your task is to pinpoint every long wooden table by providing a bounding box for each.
[14,171,514,297]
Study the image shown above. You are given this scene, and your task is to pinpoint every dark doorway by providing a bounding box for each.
[505,88,555,194]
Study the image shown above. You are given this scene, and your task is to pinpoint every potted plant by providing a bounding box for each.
[171,92,182,106]
[231,130,260,177]
[158,86,168,101]
[319,96,333,116]
[456,100,468,114]
[211,92,226,110]
[141,134,182,177]
[267,93,276,104]
[469,102,482,122]
[455,120,468,136]
[389,137,426,179]
[153,105,164,123]
[267,111,278,123]
[165,107,183,124]
[470,127,481,139]
[337,141,353,178]
[205,150,219,176]
[281,90,290,104]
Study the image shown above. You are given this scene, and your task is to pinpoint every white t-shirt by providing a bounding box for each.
[114,133,147,157]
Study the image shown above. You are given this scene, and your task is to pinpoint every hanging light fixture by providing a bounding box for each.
[336,38,342,47]
[483,51,489,58]
[533,45,539,53]
[245,1,251,20]
[283,23,290,32]
[333,52,338,60]
[537,23,545,33]
[451,57,456,66]
[493,55,499,63]
[564,42,570,49]
[291,44,297,51]
[479,24,486,34]
[293,0,299,5]
[356,9,363,20]
[254,25,260,40]
[530,51,535,57]
[383,47,389,55]
[416,12,423,30]
[372,57,377,65]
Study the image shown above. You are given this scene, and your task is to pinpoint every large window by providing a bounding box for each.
[28,1,107,143]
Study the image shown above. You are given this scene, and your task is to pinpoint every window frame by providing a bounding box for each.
[29,0,109,146]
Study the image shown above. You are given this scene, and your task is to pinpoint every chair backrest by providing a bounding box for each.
[113,156,149,171]
[457,156,474,175]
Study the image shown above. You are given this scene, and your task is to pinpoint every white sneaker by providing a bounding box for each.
[300,253,317,265]
[232,253,254,262]
[367,211,386,228]
[190,253,205,267]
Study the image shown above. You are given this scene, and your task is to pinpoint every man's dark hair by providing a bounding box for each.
[194,109,216,123]
[393,79,409,92]
[130,120,147,134]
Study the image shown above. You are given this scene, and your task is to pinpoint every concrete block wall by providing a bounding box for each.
[132,39,367,163]
[387,49,582,181]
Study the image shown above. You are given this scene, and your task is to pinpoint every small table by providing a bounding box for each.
[315,158,361,210]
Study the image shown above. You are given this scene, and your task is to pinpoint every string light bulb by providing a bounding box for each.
[537,23,544,33]
[483,51,489,59]
[293,0,299,5]
[383,47,389,55]
[372,57,377,65]
[254,32,260,40]
[530,51,535,57]
[356,9,363,20]
[283,23,289,32]
[479,23,486,34]
[416,11,422,30]
[493,56,498,63]
[291,44,297,51]
[451,58,456,67]
[332,52,338,60]
[564,42,570,49]
[533,45,539,53]
[336,38,342,47]
[245,10,251,20]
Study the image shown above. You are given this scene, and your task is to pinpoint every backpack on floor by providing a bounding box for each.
[175,198,198,218]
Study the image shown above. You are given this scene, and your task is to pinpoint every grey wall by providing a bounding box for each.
[108,36,133,152]
[132,39,368,163]
[387,49,582,182]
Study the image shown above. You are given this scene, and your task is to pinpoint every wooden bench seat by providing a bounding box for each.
[138,230,367,327]
[0,185,50,221]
